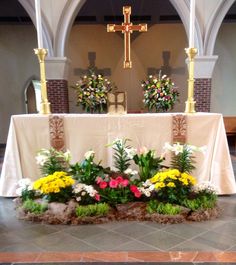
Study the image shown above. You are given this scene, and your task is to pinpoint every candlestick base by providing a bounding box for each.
[185,99,196,113]
[39,101,51,115]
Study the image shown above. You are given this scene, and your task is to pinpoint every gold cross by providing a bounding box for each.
[107,6,147,69]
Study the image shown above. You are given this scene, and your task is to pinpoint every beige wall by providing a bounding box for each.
[212,23,236,115]
[68,24,188,113]
[0,25,38,143]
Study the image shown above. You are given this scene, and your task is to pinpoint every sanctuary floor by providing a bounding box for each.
[0,145,236,264]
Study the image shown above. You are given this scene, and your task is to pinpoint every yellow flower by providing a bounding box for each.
[33,171,74,195]
[167,182,176,187]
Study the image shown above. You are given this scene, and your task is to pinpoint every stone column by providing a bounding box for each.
[186,56,218,112]
[45,57,70,113]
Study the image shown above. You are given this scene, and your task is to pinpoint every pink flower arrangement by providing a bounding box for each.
[96,175,142,205]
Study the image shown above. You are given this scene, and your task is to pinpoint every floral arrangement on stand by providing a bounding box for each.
[142,73,179,112]
[15,139,220,225]
[71,70,115,113]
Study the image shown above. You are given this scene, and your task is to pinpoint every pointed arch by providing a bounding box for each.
[169,0,204,55]
[18,0,53,56]
[54,0,86,57]
[204,0,235,55]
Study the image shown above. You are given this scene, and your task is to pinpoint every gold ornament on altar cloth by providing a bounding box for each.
[107,6,147,69]
[107,92,127,114]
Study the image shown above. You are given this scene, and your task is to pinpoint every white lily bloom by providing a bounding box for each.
[64,150,71,162]
[125,147,137,159]
[35,154,48,166]
[84,150,95,160]
[163,142,174,152]
[172,143,184,155]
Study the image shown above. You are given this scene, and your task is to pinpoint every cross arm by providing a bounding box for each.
[107,24,124,32]
[131,24,147,32]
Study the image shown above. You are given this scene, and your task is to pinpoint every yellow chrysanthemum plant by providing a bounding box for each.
[139,142,218,211]
[149,169,197,204]
[33,171,75,203]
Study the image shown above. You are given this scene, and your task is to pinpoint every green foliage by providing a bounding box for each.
[22,199,48,214]
[76,203,109,217]
[36,148,71,176]
[170,146,196,174]
[45,186,74,203]
[21,188,36,202]
[133,150,164,181]
[182,193,217,211]
[99,186,133,206]
[70,159,104,185]
[111,138,133,173]
[147,200,181,215]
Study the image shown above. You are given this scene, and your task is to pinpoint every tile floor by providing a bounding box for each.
[0,146,236,263]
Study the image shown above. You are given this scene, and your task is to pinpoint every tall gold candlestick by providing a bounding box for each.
[185,47,197,113]
[34,48,51,114]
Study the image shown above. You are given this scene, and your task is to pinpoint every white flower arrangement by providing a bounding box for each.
[15,178,33,196]
[73,183,99,202]
[138,180,155,198]
[193,181,218,194]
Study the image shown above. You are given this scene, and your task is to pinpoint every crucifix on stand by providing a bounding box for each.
[107,6,147,69]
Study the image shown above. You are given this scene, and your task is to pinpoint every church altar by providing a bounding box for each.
[0,113,235,196]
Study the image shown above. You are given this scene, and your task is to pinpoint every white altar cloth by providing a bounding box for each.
[0,113,235,196]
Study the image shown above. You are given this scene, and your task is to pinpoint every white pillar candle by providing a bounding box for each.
[35,0,43,48]
[189,0,195,47]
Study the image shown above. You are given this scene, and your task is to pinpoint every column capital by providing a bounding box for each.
[186,55,218,79]
[45,57,71,80]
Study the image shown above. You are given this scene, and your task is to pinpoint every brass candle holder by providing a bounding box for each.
[185,47,198,113]
[34,48,51,114]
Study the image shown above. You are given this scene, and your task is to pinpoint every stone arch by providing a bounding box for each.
[54,0,86,57]
[204,0,235,55]
[55,0,204,57]
[18,0,53,56]
[170,0,204,55]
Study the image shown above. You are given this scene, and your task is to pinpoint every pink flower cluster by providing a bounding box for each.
[97,176,129,189]
[96,176,141,198]
[130,185,141,198]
